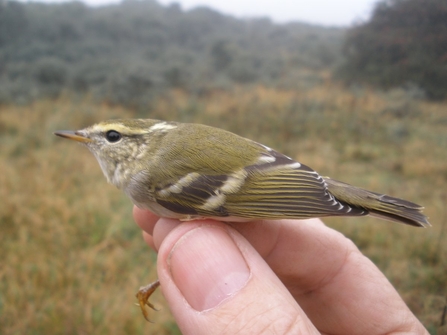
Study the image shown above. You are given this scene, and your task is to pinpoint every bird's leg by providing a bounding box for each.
[136,279,161,322]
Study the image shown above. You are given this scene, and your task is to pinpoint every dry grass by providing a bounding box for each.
[1,85,446,334]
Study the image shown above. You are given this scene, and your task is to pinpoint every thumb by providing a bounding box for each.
[155,219,319,335]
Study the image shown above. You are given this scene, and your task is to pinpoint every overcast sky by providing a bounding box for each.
[23,0,381,26]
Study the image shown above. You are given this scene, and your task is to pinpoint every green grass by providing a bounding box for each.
[1,85,446,333]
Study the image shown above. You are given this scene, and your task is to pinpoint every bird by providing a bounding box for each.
[54,118,430,320]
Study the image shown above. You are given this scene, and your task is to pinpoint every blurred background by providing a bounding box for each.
[1,0,446,333]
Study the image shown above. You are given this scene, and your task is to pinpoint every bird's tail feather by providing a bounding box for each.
[324,178,430,227]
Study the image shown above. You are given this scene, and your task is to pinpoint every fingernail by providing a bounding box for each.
[168,225,250,311]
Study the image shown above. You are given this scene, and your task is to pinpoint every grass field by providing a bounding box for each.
[1,84,446,334]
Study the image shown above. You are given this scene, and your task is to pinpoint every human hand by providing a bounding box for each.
[133,206,428,334]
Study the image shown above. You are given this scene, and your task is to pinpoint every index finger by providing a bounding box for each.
[228,218,427,334]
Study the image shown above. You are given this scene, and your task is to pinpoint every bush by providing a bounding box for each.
[338,0,447,100]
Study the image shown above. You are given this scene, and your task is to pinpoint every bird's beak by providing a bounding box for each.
[54,130,92,143]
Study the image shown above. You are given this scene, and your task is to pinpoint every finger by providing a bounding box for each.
[134,207,180,252]
[156,220,320,335]
[230,219,427,334]
[133,206,159,235]
[142,231,156,250]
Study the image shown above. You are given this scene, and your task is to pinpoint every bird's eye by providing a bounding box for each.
[105,130,122,143]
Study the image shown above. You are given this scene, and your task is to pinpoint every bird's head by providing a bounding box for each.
[55,119,177,187]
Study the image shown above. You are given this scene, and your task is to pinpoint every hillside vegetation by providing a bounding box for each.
[0,0,343,106]
[339,0,447,100]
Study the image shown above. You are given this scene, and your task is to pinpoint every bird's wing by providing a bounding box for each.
[154,148,366,220]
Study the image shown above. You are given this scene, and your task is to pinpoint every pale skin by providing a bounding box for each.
[133,206,428,335]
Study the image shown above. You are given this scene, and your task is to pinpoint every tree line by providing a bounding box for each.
[0,0,445,106]
[0,0,343,106]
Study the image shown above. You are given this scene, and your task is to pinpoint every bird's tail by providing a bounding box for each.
[324,178,430,227]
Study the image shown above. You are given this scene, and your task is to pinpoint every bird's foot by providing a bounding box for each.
[136,279,161,322]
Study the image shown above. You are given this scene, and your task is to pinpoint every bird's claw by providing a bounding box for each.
[136,279,161,322]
